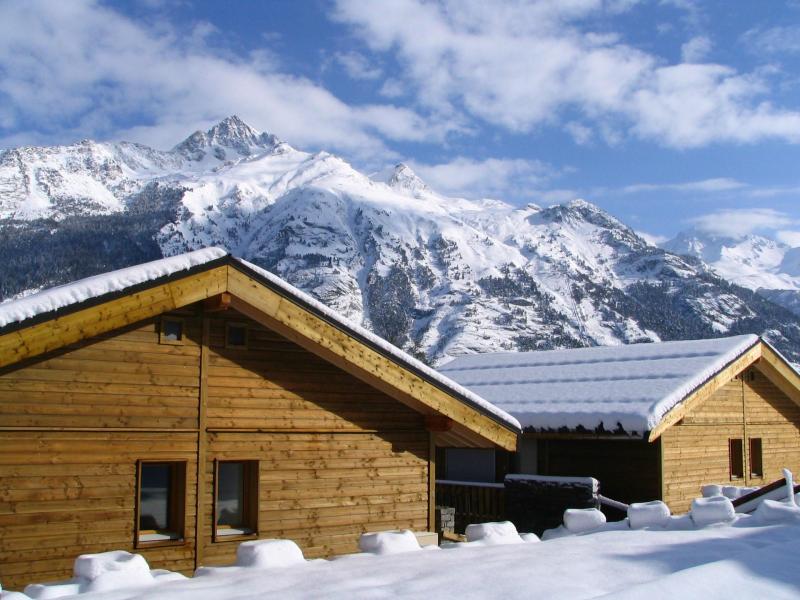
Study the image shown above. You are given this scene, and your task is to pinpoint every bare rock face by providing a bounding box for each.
[2,117,800,364]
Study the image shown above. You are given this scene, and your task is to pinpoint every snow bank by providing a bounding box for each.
[691,496,736,527]
[754,499,800,524]
[563,508,606,534]
[702,484,758,499]
[22,551,181,599]
[236,539,306,568]
[359,530,421,555]
[465,521,524,545]
[628,501,671,529]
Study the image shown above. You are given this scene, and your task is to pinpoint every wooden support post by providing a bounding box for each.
[428,431,436,533]
[194,317,210,570]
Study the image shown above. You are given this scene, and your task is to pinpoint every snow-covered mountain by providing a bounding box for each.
[662,230,800,317]
[2,116,800,363]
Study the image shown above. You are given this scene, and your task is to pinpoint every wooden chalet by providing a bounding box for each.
[439,336,800,513]
[0,248,520,589]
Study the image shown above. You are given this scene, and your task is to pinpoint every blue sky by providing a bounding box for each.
[1,0,800,243]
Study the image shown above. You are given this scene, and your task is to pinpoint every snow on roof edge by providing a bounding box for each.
[0,247,229,329]
[647,334,759,431]
[233,258,521,431]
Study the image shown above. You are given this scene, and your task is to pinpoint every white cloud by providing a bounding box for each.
[0,0,449,157]
[689,208,795,238]
[622,178,746,194]
[681,36,712,63]
[637,230,669,246]
[776,230,800,247]
[333,0,800,148]
[742,26,800,55]
[408,156,556,200]
[565,121,593,145]
[334,51,383,80]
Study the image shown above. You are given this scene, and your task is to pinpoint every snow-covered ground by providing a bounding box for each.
[6,502,800,600]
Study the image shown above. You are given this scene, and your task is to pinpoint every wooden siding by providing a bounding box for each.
[0,305,432,589]
[0,431,198,587]
[661,370,800,513]
[535,437,661,504]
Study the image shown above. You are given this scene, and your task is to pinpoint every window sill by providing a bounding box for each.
[213,528,257,543]
[136,531,185,549]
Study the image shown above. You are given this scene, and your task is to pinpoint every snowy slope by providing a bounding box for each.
[663,230,800,316]
[2,116,800,363]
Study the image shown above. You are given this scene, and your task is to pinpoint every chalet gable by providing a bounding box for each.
[0,249,520,450]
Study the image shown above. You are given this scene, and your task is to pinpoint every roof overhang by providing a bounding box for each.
[0,257,519,451]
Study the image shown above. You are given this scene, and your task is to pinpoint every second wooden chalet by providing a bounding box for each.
[439,336,800,513]
[0,248,520,589]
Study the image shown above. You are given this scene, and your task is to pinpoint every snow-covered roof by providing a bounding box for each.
[438,335,761,435]
[0,248,520,432]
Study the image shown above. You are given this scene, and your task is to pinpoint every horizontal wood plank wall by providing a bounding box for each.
[204,311,424,432]
[0,303,434,586]
[0,431,198,589]
[200,310,429,565]
[744,370,800,487]
[202,431,429,565]
[536,437,661,504]
[0,314,201,430]
[661,371,800,513]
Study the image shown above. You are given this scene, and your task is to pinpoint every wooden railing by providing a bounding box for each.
[732,477,800,513]
[436,480,506,533]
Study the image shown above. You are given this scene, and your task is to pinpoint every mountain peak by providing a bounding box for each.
[172,115,282,162]
[386,163,429,196]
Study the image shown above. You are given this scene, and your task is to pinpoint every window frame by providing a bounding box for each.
[159,317,185,346]
[225,322,249,350]
[212,459,259,543]
[134,460,187,549]
[728,438,744,481]
[749,437,764,479]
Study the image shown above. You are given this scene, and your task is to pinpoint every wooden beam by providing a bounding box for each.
[194,317,210,570]
[428,432,436,532]
[203,292,232,312]
[755,343,800,409]
[0,267,227,369]
[647,342,762,442]
[226,267,517,451]
[424,415,453,432]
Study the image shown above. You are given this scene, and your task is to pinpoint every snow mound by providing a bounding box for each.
[628,501,671,529]
[519,533,541,543]
[564,508,607,534]
[236,539,306,568]
[465,521,524,545]
[754,499,800,524]
[691,496,736,526]
[73,550,150,581]
[23,551,167,598]
[359,530,421,555]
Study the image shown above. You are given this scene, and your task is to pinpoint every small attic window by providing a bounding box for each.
[160,318,184,345]
[226,323,248,349]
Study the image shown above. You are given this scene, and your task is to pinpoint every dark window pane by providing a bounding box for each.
[750,438,763,477]
[729,439,744,480]
[227,325,246,347]
[217,462,245,527]
[163,320,182,342]
[140,464,171,531]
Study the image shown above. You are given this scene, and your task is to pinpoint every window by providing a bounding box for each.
[136,461,186,546]
[729,438,744,480]
[214,460,259,540]
[160,318,184,345]
[749,438,763,478]
[225,323,248,349]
